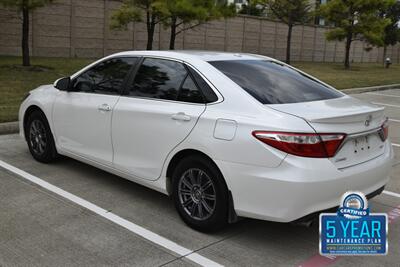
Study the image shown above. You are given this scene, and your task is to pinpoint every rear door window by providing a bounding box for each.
[208,60,342,104]
[187,66,218,103]
[127,58,187,101]
[177,75,204,104]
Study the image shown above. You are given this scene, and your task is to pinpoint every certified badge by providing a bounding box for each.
[319,191,388,255]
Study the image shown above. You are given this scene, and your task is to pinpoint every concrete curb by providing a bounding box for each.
[341,84,400,94]
[0,121,19,136]
[0,85,399,136]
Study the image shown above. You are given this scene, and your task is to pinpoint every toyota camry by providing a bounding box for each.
[19,51,394,231]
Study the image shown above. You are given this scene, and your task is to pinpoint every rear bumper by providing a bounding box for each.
[293,185,385,224]
[216,140,394,222]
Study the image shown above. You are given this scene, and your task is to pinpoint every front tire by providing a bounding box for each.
[25,110,58,163]
[172,155,228,232]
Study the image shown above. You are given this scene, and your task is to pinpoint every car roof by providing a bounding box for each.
[112,50,273,62]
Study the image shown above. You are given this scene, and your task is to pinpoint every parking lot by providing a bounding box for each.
[0,89,399,267]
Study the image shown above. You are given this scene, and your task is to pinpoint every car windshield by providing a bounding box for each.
[208,60,342,104]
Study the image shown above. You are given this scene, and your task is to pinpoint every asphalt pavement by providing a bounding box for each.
[0,89,399,267]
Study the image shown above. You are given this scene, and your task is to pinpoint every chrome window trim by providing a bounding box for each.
[334,126,384,157]
[346,127,382,139]
[119,94,207,107]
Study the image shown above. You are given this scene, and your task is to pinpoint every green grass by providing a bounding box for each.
[0,56,400,123]
[292,62,400,90]
[0,56,92,123]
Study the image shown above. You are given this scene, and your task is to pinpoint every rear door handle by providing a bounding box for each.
[171,112,191,122]
[98,103,112,112]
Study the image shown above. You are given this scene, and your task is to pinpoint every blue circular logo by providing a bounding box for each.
[338,192,369,219]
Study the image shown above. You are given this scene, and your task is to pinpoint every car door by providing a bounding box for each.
[52,57,138,166]
[112,57,211,181]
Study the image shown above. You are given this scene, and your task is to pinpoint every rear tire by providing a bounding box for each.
[172,155,228,232]
[25,110,58,163]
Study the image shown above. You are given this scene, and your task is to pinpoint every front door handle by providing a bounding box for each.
[98,103,112,112]
[171,112,191,122]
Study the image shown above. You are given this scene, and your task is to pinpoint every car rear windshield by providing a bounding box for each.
[208,60,342,104]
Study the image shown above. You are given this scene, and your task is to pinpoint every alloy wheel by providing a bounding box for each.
[29,119,47,155]
[178,168,217,221]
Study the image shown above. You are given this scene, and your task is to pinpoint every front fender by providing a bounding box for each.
[19,85,59,140]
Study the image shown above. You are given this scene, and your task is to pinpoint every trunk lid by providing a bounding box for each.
[267,96,387,168]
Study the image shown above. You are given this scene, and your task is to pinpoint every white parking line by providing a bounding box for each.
[393,143,400,148]
[367,92,400,98]
[0,159,222,267]
[383,190,400,198]
[372,102,400,108]
[390,119,400,123]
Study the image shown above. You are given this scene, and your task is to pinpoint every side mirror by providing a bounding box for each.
[54,77,71,91]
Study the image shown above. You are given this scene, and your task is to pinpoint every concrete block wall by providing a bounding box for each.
[1,0,400,63]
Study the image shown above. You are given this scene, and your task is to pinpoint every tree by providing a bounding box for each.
[380,1,400,65]
[239,1,265,16]
[318,0,393,69]
[0,0,53,66]
[157,0,236,50]
[112,0,235,51]
[111,0,165,50]
[261,0,312,64]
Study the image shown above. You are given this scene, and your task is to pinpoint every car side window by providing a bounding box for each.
[127,58,187,101]
[177,75,204,104]
[187,66,218,103]
[71,57,137,95]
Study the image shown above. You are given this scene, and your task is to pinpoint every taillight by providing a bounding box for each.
[252,131,346,158]
[379,118,389,141]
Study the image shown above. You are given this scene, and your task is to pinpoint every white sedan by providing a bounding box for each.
[19,51,393,231]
